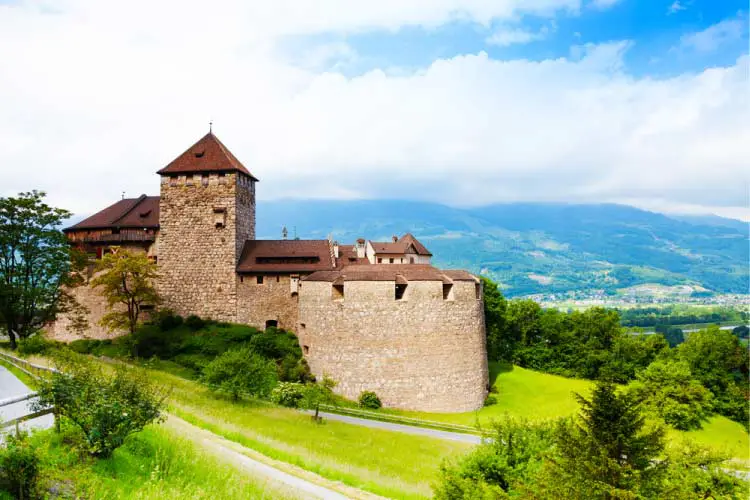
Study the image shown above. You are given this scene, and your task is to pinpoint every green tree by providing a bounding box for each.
[601,333,669,383]
[481,277,508,361]
[0,191,86,349]
[303,375,338,422]
[33,351,168,457]
[627,359,713,430]
[91,248,160,335]
[546,382,666,499]
[201,346,278,400]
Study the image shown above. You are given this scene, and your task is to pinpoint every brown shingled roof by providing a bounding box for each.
[64,195,160,231]
[303,264,477,283]
[237,240,335,273]
[399,233,432,256]
[157,132,259,180]
[368,233,432,256]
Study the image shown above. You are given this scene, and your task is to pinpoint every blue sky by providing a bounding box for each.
[1,0,748,220]
[283,0,747,77]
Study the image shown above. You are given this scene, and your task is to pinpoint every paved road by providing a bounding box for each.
[0,365,53,434]
[307,410,483,445]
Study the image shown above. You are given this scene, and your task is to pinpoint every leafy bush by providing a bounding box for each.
[185,315,206,331]
[483,395,498,407]
[302,376,338,422]
[201,347,278,400]
[33,351,168,457]
[358,391,382,409]
[627,359,713,430]
[17,334,58,356]
[271,382,305,408]
[155,309,183,331]
[0,432,40,499]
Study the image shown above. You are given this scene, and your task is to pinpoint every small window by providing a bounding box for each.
[257,276,264,284]
[332,284,344,300]
[201,174,209,186]
[475,283,482,300]
[169,176,178,186]
[377,258,382,263]
[214,207,226,228]
[303,345,309,354]
[186,174,194,185]
[265,320,278,329]
[389,258,394,264]
[409,257,415,264]
[240,275,244,283]
[443,283,454,301]
[218,173,227,184]
[395,284,407,300]
[141,304,155,311]
[194,150,205,158]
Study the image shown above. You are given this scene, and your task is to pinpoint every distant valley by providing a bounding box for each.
[256,200,749,298]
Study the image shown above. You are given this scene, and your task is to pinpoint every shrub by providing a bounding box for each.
[201,347,278,400]
[627,359,713,430]
[17,334,57,355]
[156,309,183,331]
[271,382,305,408]
[185,315,206,331]
[33,351,168,457]
[0,432,40,499]
[68,338,102,354]
[483,395,498,407]
[358,391,382,409]
[302,375,338,422]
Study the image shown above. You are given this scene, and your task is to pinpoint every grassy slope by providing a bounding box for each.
[392,362,749,463]
[149,367,469,500]
[30,424,290,499]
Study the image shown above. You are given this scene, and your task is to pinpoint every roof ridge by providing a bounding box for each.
[110,194,148,226]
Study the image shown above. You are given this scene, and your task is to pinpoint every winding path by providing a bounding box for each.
[0,365,53,434]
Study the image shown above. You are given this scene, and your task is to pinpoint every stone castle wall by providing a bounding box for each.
[46,279,125,341]
[157,172,254,321]
[298,279,488,412]
[236,274,299,330]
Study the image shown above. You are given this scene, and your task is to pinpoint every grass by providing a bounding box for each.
[144,366,470,500]
[383,362,593,426]
[673,416,750,466]
[0,359,38,390]
[26,424,290,499]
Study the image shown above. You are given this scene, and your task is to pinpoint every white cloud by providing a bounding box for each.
[486,25,551,47]
[678,16,746,53]
[668,1,687,15]
[0,0,748,222]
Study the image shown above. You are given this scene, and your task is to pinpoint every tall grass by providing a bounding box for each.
[30,424,290,499]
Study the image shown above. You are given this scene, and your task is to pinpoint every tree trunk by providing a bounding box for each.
[8,328,17,350]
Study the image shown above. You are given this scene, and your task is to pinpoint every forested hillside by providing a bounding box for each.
[257,200,749,296]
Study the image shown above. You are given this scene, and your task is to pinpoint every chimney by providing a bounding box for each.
[356,238,366,259]
[333,241,340,258]
[392,235,398,242]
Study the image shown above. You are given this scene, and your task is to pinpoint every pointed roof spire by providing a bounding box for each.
[157,131,258,180]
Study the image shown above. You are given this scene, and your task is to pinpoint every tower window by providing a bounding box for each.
[257,276,264,285]
[213,207,226,228]
[389,258,394,264]
[443,283,455,301]
[395,284,407,300]
[332,284,344,300]
[303,345,309,354]
[475,283,482,300]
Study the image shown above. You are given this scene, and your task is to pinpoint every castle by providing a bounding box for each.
[55,131,489,412]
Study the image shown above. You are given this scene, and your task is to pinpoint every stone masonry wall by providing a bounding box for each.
[158,173,251,321]
[236,274,300,331]
[298,279,488,412]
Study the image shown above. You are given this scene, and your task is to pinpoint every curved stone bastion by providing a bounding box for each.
[297,265,489,413]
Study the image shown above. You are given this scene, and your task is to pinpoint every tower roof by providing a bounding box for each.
[64,195,160,231]
[157,132,259,180]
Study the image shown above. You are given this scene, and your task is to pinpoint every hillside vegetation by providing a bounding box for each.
[257,199,749,296]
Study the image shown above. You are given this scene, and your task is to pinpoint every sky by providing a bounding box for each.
[0,0,748,221]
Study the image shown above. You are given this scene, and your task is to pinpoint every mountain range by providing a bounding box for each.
[255,200,749,297]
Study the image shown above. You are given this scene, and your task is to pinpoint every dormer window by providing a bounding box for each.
[194,150,205,158]
[213,207,226,228]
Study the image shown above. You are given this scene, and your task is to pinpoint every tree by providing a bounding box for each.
[201,346,278,400]
[302,375,338,422]
[627,359,713,430]
[0,191,85,349]
[677,326,747,396]
[546,382,666,498]
[732,325,749,339]
[33,351,168,457]
[91,248,159,335]
[481,277,508,361]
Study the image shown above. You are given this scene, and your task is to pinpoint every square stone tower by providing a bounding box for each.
[157,131,258,321]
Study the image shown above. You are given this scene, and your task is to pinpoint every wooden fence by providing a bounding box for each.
[0,352,57,432]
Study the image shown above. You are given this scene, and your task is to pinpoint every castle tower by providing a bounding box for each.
[157,131,258,321]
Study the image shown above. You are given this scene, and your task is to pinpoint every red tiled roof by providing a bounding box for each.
[334,245,368,268]
[368,233,432,256]
[303,264,477,283]
[237,240,335,273]
[157,132,259,180]
[64,195,160,231]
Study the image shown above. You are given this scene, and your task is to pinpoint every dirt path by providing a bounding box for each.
[165,414,388,500]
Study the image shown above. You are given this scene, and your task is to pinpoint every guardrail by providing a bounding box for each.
[0,352,58,433]
[318,404,486,436]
